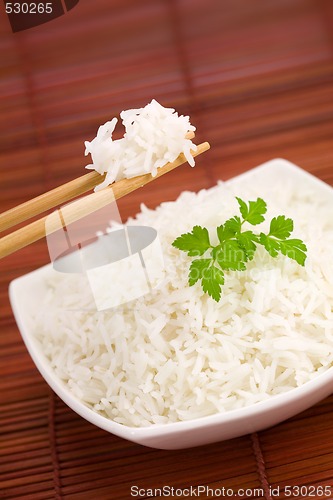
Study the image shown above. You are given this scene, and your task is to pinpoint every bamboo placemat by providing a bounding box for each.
[1,0,333,498]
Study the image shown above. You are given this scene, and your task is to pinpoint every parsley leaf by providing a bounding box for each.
[214,240,247,271]
[201,265,225,302]
[172,197,307,302]
[236,231,259,260]
[236,197,267,225]
[189,259,212,285]
[268,216,293,239]
[259,233,281,258]
[172,225,211,256]
[278,239,307,266]
[217,216,241,242]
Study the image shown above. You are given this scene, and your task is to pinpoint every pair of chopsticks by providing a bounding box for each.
[0,140,210,259]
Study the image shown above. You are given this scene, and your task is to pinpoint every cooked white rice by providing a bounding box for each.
[34,172,333,427]
[84,99,196,190]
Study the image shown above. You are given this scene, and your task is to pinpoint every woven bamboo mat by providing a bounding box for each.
[1,0,333,498]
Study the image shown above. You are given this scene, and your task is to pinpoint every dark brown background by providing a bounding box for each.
[1,0,333,498]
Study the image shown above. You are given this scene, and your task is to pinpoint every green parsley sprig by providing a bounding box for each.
[172,197,307,301]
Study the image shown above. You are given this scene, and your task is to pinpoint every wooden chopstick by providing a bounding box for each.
[0,130,196,233]
[0,171,102,233]
[0,141,210,259]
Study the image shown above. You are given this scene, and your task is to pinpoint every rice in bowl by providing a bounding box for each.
[33,164,333,427]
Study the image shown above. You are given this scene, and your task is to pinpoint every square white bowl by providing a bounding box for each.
[9,159,333,450]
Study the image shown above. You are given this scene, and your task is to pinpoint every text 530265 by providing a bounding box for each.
[5,3,53,14]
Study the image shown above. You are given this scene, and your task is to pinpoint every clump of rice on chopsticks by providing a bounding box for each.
[84,99,196,191]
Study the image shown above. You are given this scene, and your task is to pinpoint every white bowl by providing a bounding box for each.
[9,159,333,450]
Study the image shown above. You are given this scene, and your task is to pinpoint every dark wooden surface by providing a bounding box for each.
[1,1,333,498]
